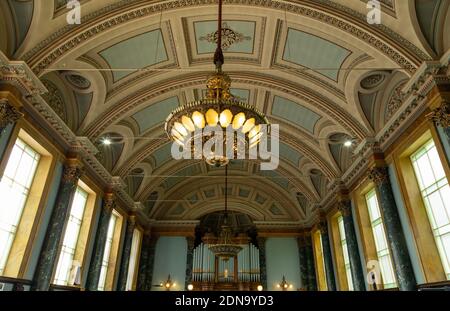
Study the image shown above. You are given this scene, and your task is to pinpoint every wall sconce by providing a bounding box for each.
[158,274,176,291]
[276,275,293,291]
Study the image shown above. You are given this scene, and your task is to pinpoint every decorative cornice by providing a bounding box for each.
[0,52,47,96]
[0,51,139,217]
[23,0,425,76]
[330,53,450,204]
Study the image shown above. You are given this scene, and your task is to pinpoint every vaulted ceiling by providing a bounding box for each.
[1,0,449,226]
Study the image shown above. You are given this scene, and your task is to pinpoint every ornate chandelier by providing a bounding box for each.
[164,0,269,167]
[208,165,242,261]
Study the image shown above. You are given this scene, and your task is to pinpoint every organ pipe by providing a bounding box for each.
[192,242,261,283]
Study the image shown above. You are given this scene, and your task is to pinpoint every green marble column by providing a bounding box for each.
[85,193,115,291]
[116,215,136,291]
[144,237,158,291]
[337,200,366,291]
[319,220,337,291]
[185,237,195,290]
[257,237,267,290]
[136,231,151,291]
[368,166,416,291]
[304,235,317,291]
[0,98,21,137]
[297,235,308,290]
[32,159,83,291]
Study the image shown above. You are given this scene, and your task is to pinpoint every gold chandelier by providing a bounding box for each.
[164,0,269,167]
[208,165,242,261]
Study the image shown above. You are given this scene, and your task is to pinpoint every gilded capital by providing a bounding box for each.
[337,200,352,217]
[368,166,389,185]
[0,98,22,130]
[428,101,450,128]
[103,192,115,212]
[317,218,328,234]
[62,160,83,183]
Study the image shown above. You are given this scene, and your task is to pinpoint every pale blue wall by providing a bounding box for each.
[388,164,425,284]
[152,236,187,291]
[265,237,301,291]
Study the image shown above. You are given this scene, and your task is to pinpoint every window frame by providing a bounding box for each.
[0,124,56,278]
[410,139,450,279]
[390,121,450,284]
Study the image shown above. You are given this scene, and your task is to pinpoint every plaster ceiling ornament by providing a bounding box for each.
[199,22,252,50]
[164,0,269,167]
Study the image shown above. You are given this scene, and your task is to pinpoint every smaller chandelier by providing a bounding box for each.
[208,165,242,261]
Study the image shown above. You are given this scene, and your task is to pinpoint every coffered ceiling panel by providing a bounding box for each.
[271,96,321,134]
[283,28,351,81]
[99,29,168,82]
[131,96,179,135]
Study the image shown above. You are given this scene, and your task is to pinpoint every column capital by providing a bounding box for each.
[368,166,389,185]
[0,98,23,130]
[427,100,450,128]
[317,221,328,234]
[103,192,115,212]
[62,158,84,183]
[337,200,352,217]
[127,214,137,226]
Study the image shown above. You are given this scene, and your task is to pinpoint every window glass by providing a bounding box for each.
[125,228,142,290]
[411,139,450,279]
[365,189,397,288]
[338,216,353,290]
[0,138,40,274]
[98,213,118,291]
[53,187,88,285]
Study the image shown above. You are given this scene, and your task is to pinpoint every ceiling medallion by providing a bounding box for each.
[199,22,252,50]
[165,0,269,167]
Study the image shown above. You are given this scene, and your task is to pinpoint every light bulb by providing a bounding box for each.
[206,109,219,126]
[344,140,353,147]
[232,112,246,129]
[187,284,194,291]
[257,285,263,291]
[182,115,195,132]
[242,118,255,133]
[248,125,261,139]
[174,122,188,136]
[192,111,205,129]
[102,137,112,146]
[219,109,233,127]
